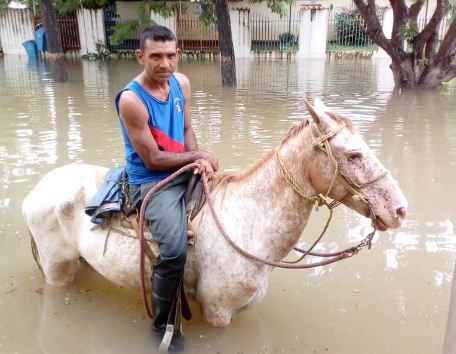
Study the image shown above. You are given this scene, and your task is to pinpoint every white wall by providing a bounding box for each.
[150,12,177,36]
[115,1,142,20]
[230,9,251,58]
[77,9,106,55]
[0,9,35,55]
[297,8,329,58]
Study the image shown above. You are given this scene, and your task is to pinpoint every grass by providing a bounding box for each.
[326,43,378,52]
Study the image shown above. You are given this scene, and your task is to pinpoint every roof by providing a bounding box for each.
[300,4,327,10]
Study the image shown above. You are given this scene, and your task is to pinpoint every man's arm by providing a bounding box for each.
[118,90,215,171]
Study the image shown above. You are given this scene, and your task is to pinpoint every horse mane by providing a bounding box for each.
[209,111,354,192]
[209,151,274,192]
[281,119,311,144]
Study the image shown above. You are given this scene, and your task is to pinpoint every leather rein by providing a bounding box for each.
[138,120,389,317]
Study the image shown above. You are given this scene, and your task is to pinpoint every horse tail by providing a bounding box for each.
[29,228,44,275]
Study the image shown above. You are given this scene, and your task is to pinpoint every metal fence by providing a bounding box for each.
[57,16,80,50]
[104,10,141,51]
[327,10,377,51]
[176,15,219,51]
[35,15,80,51]
[250,12,300,51]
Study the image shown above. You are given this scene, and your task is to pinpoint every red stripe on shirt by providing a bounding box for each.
[149,126,185,153]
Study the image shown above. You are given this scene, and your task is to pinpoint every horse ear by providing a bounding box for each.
[314,98,331,114]
[305,99,321,124]
[306,98,334,129]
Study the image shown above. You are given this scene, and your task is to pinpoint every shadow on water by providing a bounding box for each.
[44,57,68,83]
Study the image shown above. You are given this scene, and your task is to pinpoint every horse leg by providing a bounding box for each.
[195,277,236,327]
[23,198,81,286]
[29,226,81,286]
[200,303,233,327]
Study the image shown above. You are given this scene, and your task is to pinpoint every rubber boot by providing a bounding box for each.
[151,273,184,352]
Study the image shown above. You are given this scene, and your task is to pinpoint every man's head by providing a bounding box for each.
[136,26,178,84]
[139,26,176,51]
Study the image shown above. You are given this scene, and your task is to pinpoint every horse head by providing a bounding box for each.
[305,99,407,231]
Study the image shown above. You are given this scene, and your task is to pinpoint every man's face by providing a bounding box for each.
[136,39,178,83]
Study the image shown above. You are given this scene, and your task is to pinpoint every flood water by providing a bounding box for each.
[0,55,455,354]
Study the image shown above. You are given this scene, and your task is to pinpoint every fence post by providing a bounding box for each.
[229,8,251,58]
[372,7,393,59]
[150,11,176,35]
[297,5,328,58]
[0,9,35,55]
[77,8,106,55]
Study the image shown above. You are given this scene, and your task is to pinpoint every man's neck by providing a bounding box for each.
[137,72,170,100]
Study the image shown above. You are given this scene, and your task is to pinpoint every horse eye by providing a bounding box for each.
[347,151,363,161]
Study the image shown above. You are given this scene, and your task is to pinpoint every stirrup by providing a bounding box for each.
[159,324,174,352]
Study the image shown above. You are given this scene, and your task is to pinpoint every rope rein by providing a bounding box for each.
[138,121,389,318]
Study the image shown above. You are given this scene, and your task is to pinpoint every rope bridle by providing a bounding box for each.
[138,120,389,318]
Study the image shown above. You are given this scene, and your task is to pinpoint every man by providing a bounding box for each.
[115,25,218,349]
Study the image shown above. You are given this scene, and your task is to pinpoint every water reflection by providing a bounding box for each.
[0,56,455,354]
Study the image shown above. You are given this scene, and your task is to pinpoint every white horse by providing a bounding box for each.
[22,100,407,327]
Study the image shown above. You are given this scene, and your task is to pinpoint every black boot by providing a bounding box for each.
[151,273,184,352]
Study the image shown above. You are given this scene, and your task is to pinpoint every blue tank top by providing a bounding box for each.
[115,75,185,184]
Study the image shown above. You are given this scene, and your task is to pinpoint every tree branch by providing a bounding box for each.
[440,64,456,82]
[390,0,408,50]
[435,17,456,66]
[353,0,402,61]
[424,31,439,61]
[409,0,425,20]
[413,0,449,58]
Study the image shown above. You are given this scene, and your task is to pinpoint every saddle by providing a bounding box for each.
[92,168,206,261]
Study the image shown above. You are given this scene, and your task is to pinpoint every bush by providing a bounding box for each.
[278,32,297,50]
[334,8,371,46]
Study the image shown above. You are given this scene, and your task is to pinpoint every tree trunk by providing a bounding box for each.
[39,0,63,55]
[38,0,67,82]
[390,57,444,90]
[215,0,236,86]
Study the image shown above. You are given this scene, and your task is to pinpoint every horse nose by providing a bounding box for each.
[396,206,407,221]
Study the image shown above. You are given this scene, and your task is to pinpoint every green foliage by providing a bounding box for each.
[199,2,216,26]
[437,80,454,96]
[108,0,164,47]
[335,8,371,46]
[109,20,138,45]
[54,0,113,15]
[248,0,295,18]
[398,19,418,46]
[0,0,9,10]
[82,41,111,60]
[278,31,297,49]
[149,0,174,18]
[54,0,79,16]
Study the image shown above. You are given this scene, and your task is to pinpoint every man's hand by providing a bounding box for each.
[193,152,219,180]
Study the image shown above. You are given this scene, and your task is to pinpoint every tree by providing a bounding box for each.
[38,0,68,81]
[215,0,236,86]
[353,0,456,90]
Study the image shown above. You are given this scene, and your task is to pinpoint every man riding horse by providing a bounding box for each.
[115,25,218,350]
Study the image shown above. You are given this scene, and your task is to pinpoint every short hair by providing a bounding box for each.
[140,26,176,51]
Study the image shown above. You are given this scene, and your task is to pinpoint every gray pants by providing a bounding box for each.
[129,173,189,280]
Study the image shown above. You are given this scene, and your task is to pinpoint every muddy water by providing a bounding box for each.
[0,56,455,354]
